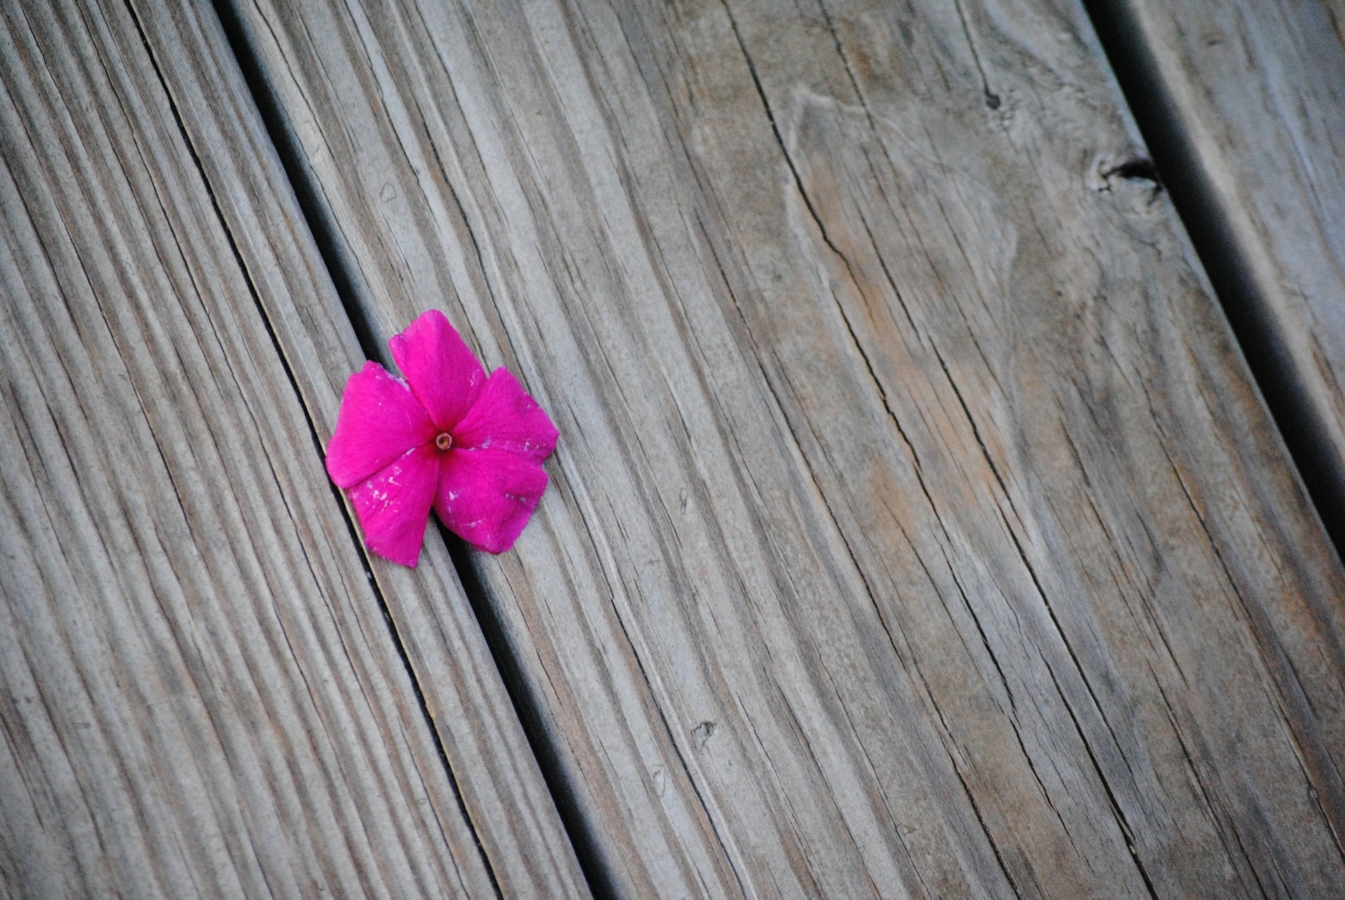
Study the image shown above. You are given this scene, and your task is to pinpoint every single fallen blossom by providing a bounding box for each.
[326,310,558,565]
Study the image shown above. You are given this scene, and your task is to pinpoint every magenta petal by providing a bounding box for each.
[452,368,559,462]
[389,309,486,432]
[326,362,437,488]
[434,449,549,553]
[349,444,440,566]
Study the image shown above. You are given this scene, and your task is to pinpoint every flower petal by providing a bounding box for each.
[452,368,559,462]
[389,309,486,432]
[349,444,440,567]
[434,448,549,553]
[326,361,436,488]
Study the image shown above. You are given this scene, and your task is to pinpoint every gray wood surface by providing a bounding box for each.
[126,2,590,896]
[230,0,1345,896]
[0,0,585,896]
[1094,0,1345,544]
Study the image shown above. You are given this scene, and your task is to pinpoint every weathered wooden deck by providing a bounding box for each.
[2,0,1343,896]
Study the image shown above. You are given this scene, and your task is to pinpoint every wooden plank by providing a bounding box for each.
[0,1,586,896]
[122,2,591,896]
[231,0,1345,895]
[1085,0,1345,547]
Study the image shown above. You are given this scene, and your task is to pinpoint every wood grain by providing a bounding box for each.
[125,2,591,895]
[0,0,585,896]
[231,0,1345,895]
[1089,0,1345,546]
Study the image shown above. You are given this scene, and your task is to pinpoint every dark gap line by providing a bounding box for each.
[439,524,620,900]
[129,0,502,892]
[210,0,378,360]
[1081,0,1345,561]
[209,2,616,896]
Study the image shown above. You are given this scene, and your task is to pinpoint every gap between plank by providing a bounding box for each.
[1081,0,1345,561]
[207,2,617,896]
[120,2,506,894]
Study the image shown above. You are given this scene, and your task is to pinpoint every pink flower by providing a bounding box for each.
[326,310,558,565]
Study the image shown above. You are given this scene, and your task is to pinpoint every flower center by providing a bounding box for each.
[435,432,454,451]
